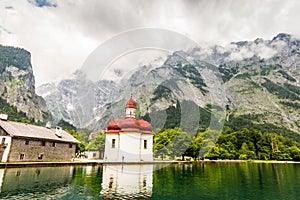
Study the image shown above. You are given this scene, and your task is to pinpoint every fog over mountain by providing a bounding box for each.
[37,33,300,139]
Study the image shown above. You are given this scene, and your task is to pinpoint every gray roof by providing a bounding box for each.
[0,120,80,144]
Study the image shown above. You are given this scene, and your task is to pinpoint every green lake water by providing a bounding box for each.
[0,163,299,199]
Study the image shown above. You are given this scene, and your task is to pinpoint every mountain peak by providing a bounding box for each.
[272,33,291,42]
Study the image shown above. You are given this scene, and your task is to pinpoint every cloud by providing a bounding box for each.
[4,6,14,10]
[254,43,277,59]
[0,0,300,85]
[227,41,278,61]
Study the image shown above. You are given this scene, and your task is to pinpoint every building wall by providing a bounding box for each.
[86,150,104,159]
[0,136,12,162]
[0,127,12,162]
[104,132,153,162]
[8,138,76,162]
[104,133,120,161]
[140,134,153,161]
[119,132,142,162]
[0,127,7,136]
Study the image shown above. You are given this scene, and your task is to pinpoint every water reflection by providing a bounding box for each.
[101,164,153,199]
[0,166,74,199]
[0,164,154,199]
[0,163,297,199]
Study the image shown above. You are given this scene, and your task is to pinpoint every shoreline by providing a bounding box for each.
[0,159,298,168]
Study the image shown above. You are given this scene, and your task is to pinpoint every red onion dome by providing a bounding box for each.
[107,120,121,133]
[107,118,141,133]
[118,118,140,132]
[138,119,152,134]
[125,97,137,109]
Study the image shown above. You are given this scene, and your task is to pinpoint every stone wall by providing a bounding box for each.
[8,138,76,162]
[0,127,8,136]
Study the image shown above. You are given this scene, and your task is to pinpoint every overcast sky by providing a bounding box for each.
[1,0,300,86]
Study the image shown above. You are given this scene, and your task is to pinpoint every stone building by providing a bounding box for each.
[0,115,79,162]
[104,97,153,162]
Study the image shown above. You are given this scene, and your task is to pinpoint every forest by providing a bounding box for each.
[153,127,300,161]
[69,126,300,161]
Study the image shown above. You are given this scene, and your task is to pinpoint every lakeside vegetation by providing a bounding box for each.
[26,118,300,162]
[153,127,300,161]
[2,112,300,162]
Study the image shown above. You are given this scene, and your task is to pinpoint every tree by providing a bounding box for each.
[168,130,192,160]
[66,129,86,153]
[185,132,205,160]
[57,119,77,131]
[86,133,105,151]
[153,128,179,159]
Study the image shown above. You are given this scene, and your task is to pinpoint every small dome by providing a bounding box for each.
[138,119,152,134]
[107,120,120,132]
[125,97,137,109]
[106,97,152,134]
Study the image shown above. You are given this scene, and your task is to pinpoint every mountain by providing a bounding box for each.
[38,33,300,139]
[37,71,118,127]
[0,45,51,123]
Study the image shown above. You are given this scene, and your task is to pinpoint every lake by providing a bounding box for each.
[0,162,299,199]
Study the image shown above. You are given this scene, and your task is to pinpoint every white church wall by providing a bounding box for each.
[119,132,142,162]
[140,134,153,161]
[104,134,119,161]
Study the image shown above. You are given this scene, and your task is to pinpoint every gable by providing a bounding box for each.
[0,120,79,144]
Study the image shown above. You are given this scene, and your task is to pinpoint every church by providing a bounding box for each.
[104,97,153,162]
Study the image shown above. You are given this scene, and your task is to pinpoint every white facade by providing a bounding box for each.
[86,150,104,159]
[125,108,136,118]
[104,97,153,162]
[104,133,119,161]
[104,132,153,162]
[140,134,153,161]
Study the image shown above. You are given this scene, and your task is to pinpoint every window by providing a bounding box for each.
[19,153,25,160]
[69,144,72,148]
[143,178,147,187]
[93,153,97,157]
[112,139,116,148]
[109,177,114,189]
[144,140,147,149]
[1,138,5,144]
[41,141,46,146]
[25,140,29,145]
[52,142,56,147]
[38,154,43,160]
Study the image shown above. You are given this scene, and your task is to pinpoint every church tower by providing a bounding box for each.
[125,97,136,118]
[104,97,153,162]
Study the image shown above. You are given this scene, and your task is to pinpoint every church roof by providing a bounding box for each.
[0,120,80,143]
[107,118,152,134]
[125,97,137,109]
[107,97,152,134]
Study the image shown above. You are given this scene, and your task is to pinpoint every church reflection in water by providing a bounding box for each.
[101,164,153,199]
[0,164,153,199]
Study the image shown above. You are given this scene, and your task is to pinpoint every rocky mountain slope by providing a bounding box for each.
[0,45,51,123]
[37,33,300,138]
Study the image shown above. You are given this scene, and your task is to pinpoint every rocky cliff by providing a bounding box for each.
[0,45,51,123]
[37,33,300,138]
